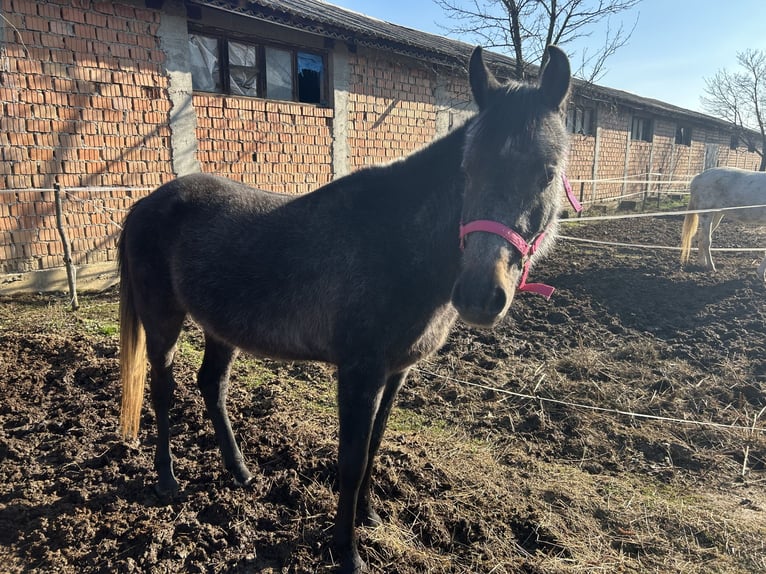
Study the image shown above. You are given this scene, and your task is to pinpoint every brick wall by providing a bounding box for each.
[587,107,627,201]
[0,188,148,274]
[0,0,171,275]
[574,103,762,204]
[0,0,172,190]
[347,52,439,168]
[194,95,334,194]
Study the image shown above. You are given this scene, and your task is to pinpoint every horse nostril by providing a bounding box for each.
[489,286,507,316]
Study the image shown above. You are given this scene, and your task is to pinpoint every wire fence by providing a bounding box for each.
[2,176,766,295]
[414,367,766,435]
[1,177,764,442]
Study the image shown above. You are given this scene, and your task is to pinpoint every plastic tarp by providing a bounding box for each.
[189,34,220,92]
[265,47,293,101]
[228,41,259,97]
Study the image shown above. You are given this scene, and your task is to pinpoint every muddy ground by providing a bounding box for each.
[1,213,765,573]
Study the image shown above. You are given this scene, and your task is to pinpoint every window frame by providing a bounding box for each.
[631,116,653,142]
[675,124,692,146]
[566,105,595,136]
[188,26,329,106]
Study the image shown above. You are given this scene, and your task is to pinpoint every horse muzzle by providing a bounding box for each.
[451,257,517,328]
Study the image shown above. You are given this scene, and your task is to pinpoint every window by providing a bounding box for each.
[189,34,221,92]
[675,125,692,146]
[730,134,739,150]
[188,31,327,104]
[228,41,259,97]
[566,106,595,135]
[631,116,653,142]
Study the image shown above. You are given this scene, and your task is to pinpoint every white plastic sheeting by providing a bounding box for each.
[228,41,258,97]
[265,47,292,100]
[188,34,220,92]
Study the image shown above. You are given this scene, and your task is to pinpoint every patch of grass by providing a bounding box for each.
[96,322,119,337]
[389,408,447,434]
[177,338,204,363]
[234,355,280,388]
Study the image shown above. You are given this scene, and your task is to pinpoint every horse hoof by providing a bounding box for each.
[233,474,255,488]
[356,508,383,528]
[232,467,254,488]
[338,553,368,574]
[154,480,179,500]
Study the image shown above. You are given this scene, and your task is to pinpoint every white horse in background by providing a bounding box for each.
[679,167,766,279]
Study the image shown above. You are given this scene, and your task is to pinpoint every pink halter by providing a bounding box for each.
[459,220,554,298]
[459,175,582,299]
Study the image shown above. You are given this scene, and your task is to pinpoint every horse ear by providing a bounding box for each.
[469,46,500,110]
[538,45,571,111]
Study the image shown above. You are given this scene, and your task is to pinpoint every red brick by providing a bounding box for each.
[61,6,86,23]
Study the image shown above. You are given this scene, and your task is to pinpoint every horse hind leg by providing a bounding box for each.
[144,310,186,497]
[697,214,716,271]
[197,333,253,487]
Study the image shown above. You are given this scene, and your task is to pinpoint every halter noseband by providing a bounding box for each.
[459,175,582,300]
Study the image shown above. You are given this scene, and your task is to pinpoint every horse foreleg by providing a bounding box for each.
[355,369,407,528]
[758,253,766,282]
[334,359,387,574]
[197,334,252,487]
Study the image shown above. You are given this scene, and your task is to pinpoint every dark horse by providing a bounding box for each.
[119,45,571,573]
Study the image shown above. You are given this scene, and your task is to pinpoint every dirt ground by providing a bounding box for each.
[1,213,765,573]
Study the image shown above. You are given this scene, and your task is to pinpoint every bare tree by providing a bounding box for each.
[434,0,641,81]
[702,49,766,171]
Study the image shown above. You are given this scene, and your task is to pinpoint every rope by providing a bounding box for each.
[562,203,766,222]
[414,367,766,434]
[571,177,693,185]
[0,186,154,195]
[559,235,765,253]
[579,189,690,206]
[60,190,125,230]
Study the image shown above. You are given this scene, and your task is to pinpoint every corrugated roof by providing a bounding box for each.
[188,0,480,69]
[189,0,737,130]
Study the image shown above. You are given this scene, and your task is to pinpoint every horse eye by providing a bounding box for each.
[540,171,555,188]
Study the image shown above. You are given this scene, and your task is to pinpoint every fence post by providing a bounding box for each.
[53,183,79,310]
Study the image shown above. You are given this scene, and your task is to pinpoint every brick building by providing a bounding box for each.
[0,0,761,290]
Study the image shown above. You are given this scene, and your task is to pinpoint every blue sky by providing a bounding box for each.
[329,0,765,113]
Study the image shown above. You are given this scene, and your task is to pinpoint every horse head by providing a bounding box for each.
[451,45,571,327]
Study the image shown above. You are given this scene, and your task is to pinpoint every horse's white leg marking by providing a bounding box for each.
[711,213,724,234]
[698,215,715,271]
[758,253,766,283]
[706,213,724,271]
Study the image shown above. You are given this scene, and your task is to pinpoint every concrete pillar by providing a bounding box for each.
[331,45,351,179]
[157,0,200,177]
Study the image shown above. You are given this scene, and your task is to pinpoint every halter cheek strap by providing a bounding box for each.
[458,175,582,300]
[563,174,582,213]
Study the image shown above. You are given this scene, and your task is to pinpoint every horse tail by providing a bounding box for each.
[679,190,699,265]
[118,227,147,440]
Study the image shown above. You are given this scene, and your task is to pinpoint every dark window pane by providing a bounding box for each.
[582,108,593,135]
[298,52,323,104]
